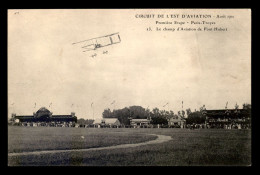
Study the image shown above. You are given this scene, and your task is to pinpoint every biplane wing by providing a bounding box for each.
[72,33,121,52]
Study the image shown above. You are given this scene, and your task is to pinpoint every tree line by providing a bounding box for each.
[102,105,188,125]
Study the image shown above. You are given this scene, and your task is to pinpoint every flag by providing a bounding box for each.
[111,100,115,105]
[34,103,36,108]
[163,103,168,107]
[91,102,93,107]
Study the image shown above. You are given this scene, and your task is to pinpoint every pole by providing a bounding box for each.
[111,100,115,111]
[90,102,94,120]
[49,102,52,111]
[92,103,94,120]
[182,101,184,118]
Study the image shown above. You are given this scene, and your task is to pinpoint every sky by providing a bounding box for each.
[8,9,251,119]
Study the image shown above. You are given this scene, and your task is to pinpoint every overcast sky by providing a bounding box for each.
[8,9,251,119]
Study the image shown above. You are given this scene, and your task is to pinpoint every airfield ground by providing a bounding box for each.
[8,126,251,166]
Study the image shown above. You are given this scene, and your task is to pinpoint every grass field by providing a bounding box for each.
[8,126,251,166]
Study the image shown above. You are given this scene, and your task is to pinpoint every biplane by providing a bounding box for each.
[72,33,121,52]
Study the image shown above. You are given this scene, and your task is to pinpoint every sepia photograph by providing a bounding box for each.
[8,9,251,166]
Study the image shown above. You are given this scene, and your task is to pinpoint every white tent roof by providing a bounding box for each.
[93,118,119,125]
[169,117,185,122]
[131,119,150,122]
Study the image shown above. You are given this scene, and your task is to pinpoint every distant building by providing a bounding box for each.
[168,117,186,128]
[130,118,150,128]
[93,118,121,128]
[204,109,251,129]
[11,107,77,126]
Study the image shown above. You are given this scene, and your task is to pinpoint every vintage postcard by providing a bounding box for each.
[8,9,251,166]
